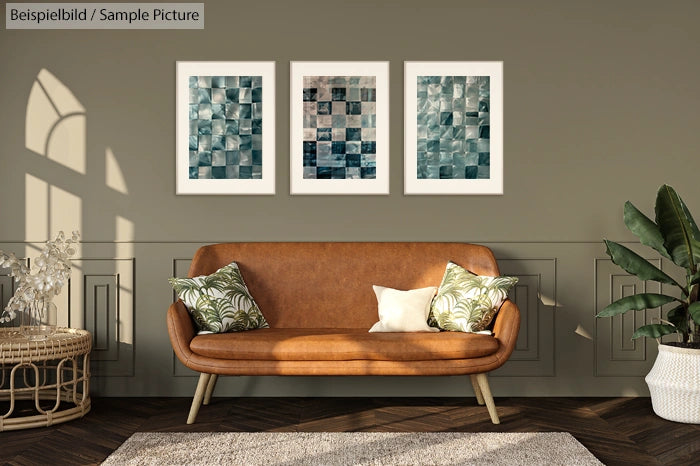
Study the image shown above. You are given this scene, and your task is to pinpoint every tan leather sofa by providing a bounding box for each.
[167,242,520,424]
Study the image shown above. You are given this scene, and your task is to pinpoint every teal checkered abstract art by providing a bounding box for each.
[188,75,262,180]
[302,76,377,180]
[416,76,490,179]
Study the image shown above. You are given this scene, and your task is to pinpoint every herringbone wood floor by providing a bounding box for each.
[2,397,699,465]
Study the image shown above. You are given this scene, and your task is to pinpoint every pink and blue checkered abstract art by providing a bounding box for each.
[302,76,377,180]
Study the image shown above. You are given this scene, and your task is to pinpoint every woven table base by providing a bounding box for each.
[0,327,91,431]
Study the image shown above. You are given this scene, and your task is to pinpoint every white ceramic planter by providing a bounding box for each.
[645,344,700,424]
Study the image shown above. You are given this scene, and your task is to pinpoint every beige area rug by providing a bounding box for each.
[102,432,603,465]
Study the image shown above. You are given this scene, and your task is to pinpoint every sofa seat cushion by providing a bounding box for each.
[189,328,500,362]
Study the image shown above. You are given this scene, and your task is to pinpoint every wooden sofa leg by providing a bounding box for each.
[203,374,218,405]
[469,375,485,405]
[187,373,211,425]
[475,373,500,424]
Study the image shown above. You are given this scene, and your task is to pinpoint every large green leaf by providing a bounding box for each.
[678,191,700,263]
[623,201,672,260]
[691,271,700,287]
[597,293,678,317]
[688,302,700,326]
[632,324,678,339]
[656,185,700,270]
[667,304,688,333]
[604,240,680,287]
[683,208,700,238]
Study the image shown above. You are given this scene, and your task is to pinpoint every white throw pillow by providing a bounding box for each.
[369,285,439,333]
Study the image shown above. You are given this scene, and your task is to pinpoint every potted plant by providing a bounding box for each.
[597,184,700,423]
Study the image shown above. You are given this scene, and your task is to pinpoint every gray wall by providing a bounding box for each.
[1,0,699,397]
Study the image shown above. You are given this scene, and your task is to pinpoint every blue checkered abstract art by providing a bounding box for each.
[188,75,263,180]
[302,76,377,179]
[416,76,490,180]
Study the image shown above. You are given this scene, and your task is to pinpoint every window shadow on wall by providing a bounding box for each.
[4,69,136,373]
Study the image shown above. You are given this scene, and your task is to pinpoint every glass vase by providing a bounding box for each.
[20,295,57,340]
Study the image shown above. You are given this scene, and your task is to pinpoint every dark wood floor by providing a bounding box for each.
[2,397,700,465]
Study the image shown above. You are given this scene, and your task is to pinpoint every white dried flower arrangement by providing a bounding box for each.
[0,231,80,324]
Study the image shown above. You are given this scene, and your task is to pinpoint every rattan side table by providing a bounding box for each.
[0,327,91,431]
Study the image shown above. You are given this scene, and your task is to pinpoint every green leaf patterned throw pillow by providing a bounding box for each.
[168,261,269,334]
[429,261,518,333]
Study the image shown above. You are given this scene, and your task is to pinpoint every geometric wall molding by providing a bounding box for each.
[68,258,135,377]
[492,258,556,377]
[0,269,17,316]
[594,257,665,377]
[2,241,667,396]
[0,258,27,323]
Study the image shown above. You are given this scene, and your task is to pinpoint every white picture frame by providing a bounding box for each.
[290,61,390,195]
[176,61,275,195]
[404,61,503,195]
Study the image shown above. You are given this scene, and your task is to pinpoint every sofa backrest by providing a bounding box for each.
[187,242,500,329]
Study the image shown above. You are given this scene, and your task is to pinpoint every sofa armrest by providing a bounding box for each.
[491,299,520,360]
[167,300,196,367]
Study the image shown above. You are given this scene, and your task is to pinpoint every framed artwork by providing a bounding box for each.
[404,61,503,195]
[290,61,389,195]
[176,61,275,195]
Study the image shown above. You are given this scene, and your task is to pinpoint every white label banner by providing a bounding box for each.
[6,3,204,29]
